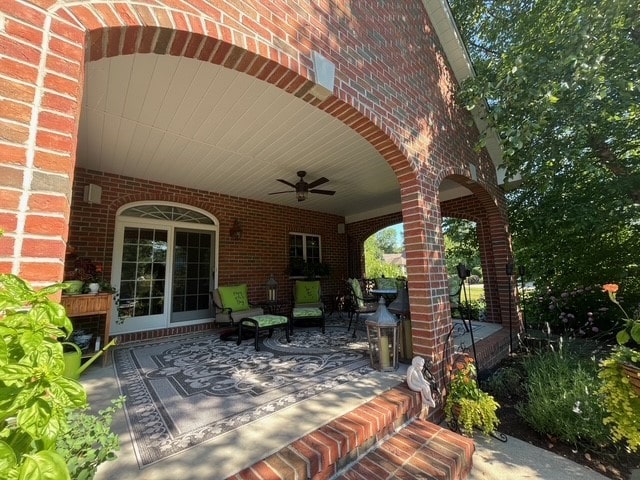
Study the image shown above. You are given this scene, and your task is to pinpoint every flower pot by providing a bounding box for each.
[622,362,640,397]
[88,282,100,293]
[64,280,84,294]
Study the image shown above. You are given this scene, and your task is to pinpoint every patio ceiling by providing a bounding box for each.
[77,53,471,223]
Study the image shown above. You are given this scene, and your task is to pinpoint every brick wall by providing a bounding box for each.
[70,168,348,302]
[0,1,513,387]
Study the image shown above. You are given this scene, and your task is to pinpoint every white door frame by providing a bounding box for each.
[110,201,219,334]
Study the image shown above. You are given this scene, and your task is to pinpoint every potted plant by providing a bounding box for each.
[597,284,640,452]
[0,272,122,479]
[288,258,331,278]
[64,254,104,294]
[444,353,500,436]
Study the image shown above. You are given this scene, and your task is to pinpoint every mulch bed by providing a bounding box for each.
[487,356,640,480]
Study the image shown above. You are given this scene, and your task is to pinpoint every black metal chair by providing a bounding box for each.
[345,278,378,337]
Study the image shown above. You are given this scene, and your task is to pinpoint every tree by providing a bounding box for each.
[375,227,403,254]
[451,0,640,290]
[443,218,480,277]
[364,227,404,278]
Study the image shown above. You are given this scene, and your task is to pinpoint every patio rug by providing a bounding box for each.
[113,322,372,467]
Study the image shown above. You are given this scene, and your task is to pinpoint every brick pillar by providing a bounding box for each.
[0,4,86,284]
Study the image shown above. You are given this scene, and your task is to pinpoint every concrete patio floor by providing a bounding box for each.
[81,317,610,480]
[85,317,408,480]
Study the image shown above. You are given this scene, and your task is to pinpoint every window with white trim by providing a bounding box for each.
[289,233,322,276]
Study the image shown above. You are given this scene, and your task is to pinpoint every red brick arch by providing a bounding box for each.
[0,1,424,283]
[0,1,512,381]
[439,173,515,328]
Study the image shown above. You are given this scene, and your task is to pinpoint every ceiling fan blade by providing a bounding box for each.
[307,177,329,189]
[310,189,336,196]
[268,190,295,195]
[276,179,296,188]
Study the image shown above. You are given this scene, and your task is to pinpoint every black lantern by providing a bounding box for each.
[365,297,400,371]
[266,274,278,303]
[388,278,412,362]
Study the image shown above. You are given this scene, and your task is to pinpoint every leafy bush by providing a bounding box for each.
[56,397,125,480]
[0,273,121,479]
[598,347,640,452]
[517,351,610,448]
[524,285,620,337]
[482,364,527,402]
[445,354,499,436]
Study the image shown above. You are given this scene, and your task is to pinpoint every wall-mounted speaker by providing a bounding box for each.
[83,184,102,204]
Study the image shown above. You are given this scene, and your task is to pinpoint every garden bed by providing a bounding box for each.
[485,354,640,480]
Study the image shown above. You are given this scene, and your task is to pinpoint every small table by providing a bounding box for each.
[237,314,290,351]
[370,289,398,303]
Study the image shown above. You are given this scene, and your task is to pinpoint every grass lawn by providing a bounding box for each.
[464,284,484,302]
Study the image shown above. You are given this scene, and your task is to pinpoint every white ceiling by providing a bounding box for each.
[77,54,470,223]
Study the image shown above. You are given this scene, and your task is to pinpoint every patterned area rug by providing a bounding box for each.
[114,323,372,467]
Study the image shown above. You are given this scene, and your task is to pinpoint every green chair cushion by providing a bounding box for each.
[295,280,321,304]
[376,277,397,290]
[245,314,288,327]
[348,278,365,308]
[218,284,249,312]
[292,307,323,318]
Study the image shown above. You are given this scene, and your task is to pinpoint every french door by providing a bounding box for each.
[111,204,217,334]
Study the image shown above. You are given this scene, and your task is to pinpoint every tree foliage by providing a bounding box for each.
[364,227,404,278]
[443,218,481,277]
[451,0,640,290]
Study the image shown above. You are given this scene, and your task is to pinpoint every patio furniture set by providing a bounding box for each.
[211,277,405,350]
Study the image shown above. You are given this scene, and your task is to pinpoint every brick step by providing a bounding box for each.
[334,420,474,480]
[228,385,474,480]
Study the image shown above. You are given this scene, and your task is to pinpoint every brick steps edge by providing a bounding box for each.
[227,385,474,480]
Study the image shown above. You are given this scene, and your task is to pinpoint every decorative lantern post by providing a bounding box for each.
[266,274,278,303]
[389,277,412,362]
[365,297,400,372]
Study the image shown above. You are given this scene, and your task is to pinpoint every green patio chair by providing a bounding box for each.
[292,280,325,333]
[211,284,263,325]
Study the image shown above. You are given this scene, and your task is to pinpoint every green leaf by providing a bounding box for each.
[0,365,35,384]
[50,376,87,408]
[630,322,640,344]
[0,440,18,472]
[19,451,70,480]
[17,398,52,439]
[616,329,630,345]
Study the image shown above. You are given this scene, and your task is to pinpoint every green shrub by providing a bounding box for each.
[56,397,125,480]
[482,364,527,401]
[524,285,620,337]
[517,351,610,448]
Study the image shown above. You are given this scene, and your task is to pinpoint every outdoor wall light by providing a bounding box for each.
[230,219,243,241]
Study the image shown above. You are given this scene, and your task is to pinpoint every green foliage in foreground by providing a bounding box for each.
[0,274,122,480]
[598,347,640,452]
[56,397,125,480]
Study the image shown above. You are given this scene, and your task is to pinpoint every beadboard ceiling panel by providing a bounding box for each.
[77,54,469,222]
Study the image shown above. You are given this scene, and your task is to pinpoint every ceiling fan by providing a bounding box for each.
[269,171,336,202]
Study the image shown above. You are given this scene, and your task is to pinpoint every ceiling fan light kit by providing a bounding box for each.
[269,170,336,202]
